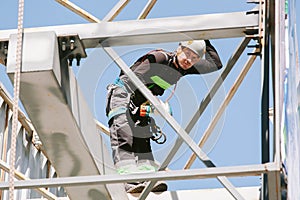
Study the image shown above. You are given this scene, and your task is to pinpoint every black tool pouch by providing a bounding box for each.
[128,93,149,127]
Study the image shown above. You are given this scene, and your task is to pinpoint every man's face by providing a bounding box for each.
[177,46,200,70]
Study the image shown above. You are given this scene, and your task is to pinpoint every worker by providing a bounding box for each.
[105,39,222,193]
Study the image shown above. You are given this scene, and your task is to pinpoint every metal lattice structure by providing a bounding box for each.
[0,84,67,199]
[0,0,290,199]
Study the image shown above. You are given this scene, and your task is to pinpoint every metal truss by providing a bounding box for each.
[0,163,278,190]
[0,85,61,200]
[0,0,286,199]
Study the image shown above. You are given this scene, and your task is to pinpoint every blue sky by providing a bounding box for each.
[1,0,299,192]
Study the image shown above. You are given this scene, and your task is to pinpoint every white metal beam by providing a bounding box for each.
[6,31,128,200]
[0,10,259,48]
[0,163,278,190]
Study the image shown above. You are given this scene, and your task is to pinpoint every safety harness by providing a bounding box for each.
[149,117,166,144]
[106,78,128,122]
[107,49,176,144]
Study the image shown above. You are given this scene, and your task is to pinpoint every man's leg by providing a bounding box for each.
[107,85,142,179]
[109,113,137,172]
[109,113,149,193]
[132,123,168,192]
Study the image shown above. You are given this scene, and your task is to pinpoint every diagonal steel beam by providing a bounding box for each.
[185,49,259,169]
[140,37,252,198]
[55,0,100,23]
[140,37,252,199]
[103,0,131,22]
[102,46,245,200]
[183,37,251,141]
[166,38,251,169]
[138,0,157,19]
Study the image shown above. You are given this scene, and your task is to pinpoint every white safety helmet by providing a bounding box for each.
[180,40,206,59]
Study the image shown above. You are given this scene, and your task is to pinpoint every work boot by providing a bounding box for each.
[115,160,149,193]
[142,181,168,192]
[151,181,168,192]
[126,181,168,193]
[125,182,145,193]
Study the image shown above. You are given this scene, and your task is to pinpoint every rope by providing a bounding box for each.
[165,83,177,103]
[9,0,24,199]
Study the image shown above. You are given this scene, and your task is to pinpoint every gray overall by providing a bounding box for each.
[105,80,154,165]
[106,42,223,167]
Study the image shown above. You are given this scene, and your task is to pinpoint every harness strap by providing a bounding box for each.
[159,50,169,61]
[107,106,127,121]
[107,78,129,121]
[114,77,128,92]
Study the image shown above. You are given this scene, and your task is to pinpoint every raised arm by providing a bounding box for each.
[190,40,223,74]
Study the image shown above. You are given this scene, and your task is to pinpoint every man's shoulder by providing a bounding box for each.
[147,49,173,62]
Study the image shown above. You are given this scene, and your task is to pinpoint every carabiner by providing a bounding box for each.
[150,125,166,144]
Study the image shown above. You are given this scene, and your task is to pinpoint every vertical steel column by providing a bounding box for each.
[267,0,285,199]
[261,0,270,199]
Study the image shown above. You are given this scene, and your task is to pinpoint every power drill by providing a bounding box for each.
[139,99,172,117]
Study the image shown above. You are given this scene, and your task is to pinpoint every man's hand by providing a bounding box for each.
[204,40,211,46]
